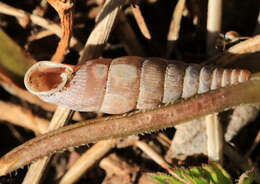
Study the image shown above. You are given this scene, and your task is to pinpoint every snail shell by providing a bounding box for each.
[24,56,251,114]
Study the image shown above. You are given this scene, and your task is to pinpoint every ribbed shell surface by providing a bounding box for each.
[28,57,251,114]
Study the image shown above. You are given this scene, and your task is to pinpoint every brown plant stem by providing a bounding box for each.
[0,73,260,176]
[47,0,74,62]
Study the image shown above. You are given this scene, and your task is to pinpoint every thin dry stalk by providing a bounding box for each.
[59,139,118,184]
[136,141,170,170]
[131,4,151,39]
[206,114,223,162]
[156,133,171,149]
[79,0,124,63]
[1,74,260,176]
[205,0,224,163]
[28,30,54,42]
[0,101,48,134]
[0,2,81,51]
[22,107,73,184]
[136,141,191,184]
[206,0,222,55]
[115,12,145,56]
[166,0,186,57]
[47,0,75,62]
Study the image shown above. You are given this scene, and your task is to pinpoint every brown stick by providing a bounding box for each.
[1,74,260,176]
[47,0,74,62]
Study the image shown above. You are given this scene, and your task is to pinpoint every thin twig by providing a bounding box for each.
[47,0,75,62]
[135,141,188,183]
[166,0,186,58]
[79,0,124,63]
[1,74,260,176]
[22,107,73,184]
[206,0,222,56]
[131,4,151,39]
[205,0,224,163]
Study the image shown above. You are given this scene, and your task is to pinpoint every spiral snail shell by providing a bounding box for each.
[24,56,251,114]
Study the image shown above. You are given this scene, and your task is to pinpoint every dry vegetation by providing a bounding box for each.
[0,0,260,183]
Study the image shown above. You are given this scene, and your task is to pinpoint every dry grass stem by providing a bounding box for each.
[59,139,118,184]
[206,114,223,162]
[206,0,228,163]
[28,30,55,42]
[135,141,172,173]
[167,0,186,41]
[22,157,52,184]
[22,107,73,184]
[0,2,81,51]
[156,133,171,149]
[135,140,190,183]
[166,0,186,57]
[0,101,48,134]
[131,4,151,39]
[47,0,75,62]
[79,0,124,63]
[206,0,222,55]
[1,74,260,176]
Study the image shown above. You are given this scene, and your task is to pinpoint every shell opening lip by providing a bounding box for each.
[24,61,74,96]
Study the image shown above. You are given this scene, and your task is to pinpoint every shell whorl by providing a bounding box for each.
[24,57,251,114]
[24,61,74,98]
